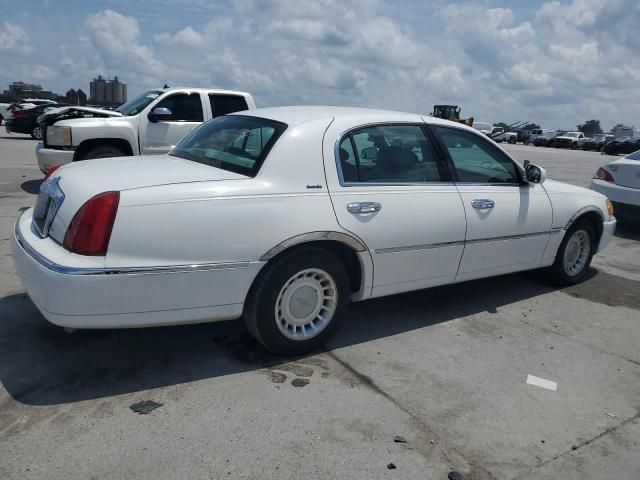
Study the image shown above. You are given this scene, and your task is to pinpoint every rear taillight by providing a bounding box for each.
[12,110,28,119]
[63,191,120,256]
[594,167,614,182]
[44,164,62,180]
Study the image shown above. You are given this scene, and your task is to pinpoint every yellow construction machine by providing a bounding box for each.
[432,105,474,127]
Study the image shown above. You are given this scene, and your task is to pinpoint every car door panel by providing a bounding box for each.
[323,119,467,298]
[455,185,553,282]
[430,124,553,282]
[139,92,205,155]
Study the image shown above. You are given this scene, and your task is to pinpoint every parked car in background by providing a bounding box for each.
[591,150,640,223]
[534,131,565,147]
[602,137,640,156]
[488,126,506,142]
[0,103,12,124]
[554,131,587,149]
[472,122,492,135]
[505,128,531,144]
[13,106,615,354]
[36,87,256,173]
[582,134,615,151]
[5,103,70,139]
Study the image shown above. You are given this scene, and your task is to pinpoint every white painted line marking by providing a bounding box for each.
[526,374,557,391]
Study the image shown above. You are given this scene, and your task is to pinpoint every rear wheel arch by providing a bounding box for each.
[75,138,134,161]
[258,234,367,295]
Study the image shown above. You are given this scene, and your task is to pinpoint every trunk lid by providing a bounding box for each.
[609,157,640,189]
[42,154,246,244]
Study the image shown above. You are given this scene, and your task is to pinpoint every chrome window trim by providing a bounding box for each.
[15,214,250,276]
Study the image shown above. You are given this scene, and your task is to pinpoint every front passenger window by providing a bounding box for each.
[434,126,520,184]
[155,93,204,122]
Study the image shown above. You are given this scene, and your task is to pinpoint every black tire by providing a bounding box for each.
[545,219,596,286]
[79,145,126,161]
[30,125,44,140]
[244,247,350,355]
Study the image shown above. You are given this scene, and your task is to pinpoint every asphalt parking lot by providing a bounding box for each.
[1,134,639,480]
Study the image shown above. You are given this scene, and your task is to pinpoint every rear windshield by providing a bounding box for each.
[170,115,287,177]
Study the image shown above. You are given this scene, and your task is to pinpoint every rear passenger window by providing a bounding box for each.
[337,125,444,184]
[209,94,249,117]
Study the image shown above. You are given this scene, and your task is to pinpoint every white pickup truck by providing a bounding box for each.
[553,131,589,149]
[36,87,256,173]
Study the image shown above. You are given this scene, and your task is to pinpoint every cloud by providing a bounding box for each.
[86,10,164,79]
[0,21,32,53]
[155,26,204,47]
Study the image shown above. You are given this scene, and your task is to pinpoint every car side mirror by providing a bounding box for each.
[148,107,172,123]
[525,164,546,184]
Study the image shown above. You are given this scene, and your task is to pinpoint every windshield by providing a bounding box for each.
[627,150,640,160]
[473,122,491,131]
[565,132,580,138]
[170,115,288,177]
[115,90,163,116]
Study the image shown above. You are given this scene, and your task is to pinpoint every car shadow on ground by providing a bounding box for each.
[20,179,43,194]
[614,222,640,241]
[2,268,621,407]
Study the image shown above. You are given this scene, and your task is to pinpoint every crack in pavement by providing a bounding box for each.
[327,351,500,480]
[513,412,640,479]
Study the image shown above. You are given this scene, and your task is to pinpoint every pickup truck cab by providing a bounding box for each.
[36,87,255,173]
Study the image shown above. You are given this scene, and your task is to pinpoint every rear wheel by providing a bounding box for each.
[545,220,595,286]
[244,247,350,355]
[30,125,44,140]
[79,145,126,161]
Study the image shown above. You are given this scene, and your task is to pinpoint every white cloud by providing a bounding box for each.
[155,26,204,47]
[0,21,32,54]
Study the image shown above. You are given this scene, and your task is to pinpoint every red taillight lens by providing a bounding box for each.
[44,164,62,180]
[594,167,614,182]
[63,191,120,256]
[12,110,28,119]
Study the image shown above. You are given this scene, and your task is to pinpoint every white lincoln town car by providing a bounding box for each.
[12,107,616,354]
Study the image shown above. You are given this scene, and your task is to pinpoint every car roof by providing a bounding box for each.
[233,105,475,131]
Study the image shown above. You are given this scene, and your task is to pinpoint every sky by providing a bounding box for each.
[0,0,638,130]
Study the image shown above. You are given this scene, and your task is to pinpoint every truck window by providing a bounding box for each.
[209,94,249,117]
[155,93,204,122]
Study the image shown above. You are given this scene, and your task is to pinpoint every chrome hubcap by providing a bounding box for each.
[563,230,591,276]
[33,127,43,139]
[275,268,337,341]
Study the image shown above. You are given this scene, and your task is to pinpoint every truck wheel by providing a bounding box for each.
[79,145,126,161]
[30,125,44,140]
[571,143,577,150]
[244,247,350,355]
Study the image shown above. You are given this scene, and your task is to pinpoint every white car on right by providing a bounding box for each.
[591,150,640,223]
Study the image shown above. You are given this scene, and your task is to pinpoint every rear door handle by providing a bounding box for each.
[471,199,495,209]
[347,202,382,214]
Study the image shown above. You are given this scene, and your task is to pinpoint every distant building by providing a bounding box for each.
[89,75,127,107]
[65,88,87,106]
[611,125,635,138]
[4,81,57,100]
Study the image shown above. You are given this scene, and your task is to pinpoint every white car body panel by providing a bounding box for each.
[13,106,616,330]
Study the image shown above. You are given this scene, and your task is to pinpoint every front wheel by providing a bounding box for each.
[244,247,350,355]
[545,220,595,286]
[79,145,126,160]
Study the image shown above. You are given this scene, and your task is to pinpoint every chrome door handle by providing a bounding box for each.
[347,202,382,214]
[471,199,495,209]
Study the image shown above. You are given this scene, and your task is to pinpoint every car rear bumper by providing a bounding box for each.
[12,209,261,329]
[36,143,74,173]
[591,180,640,208]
